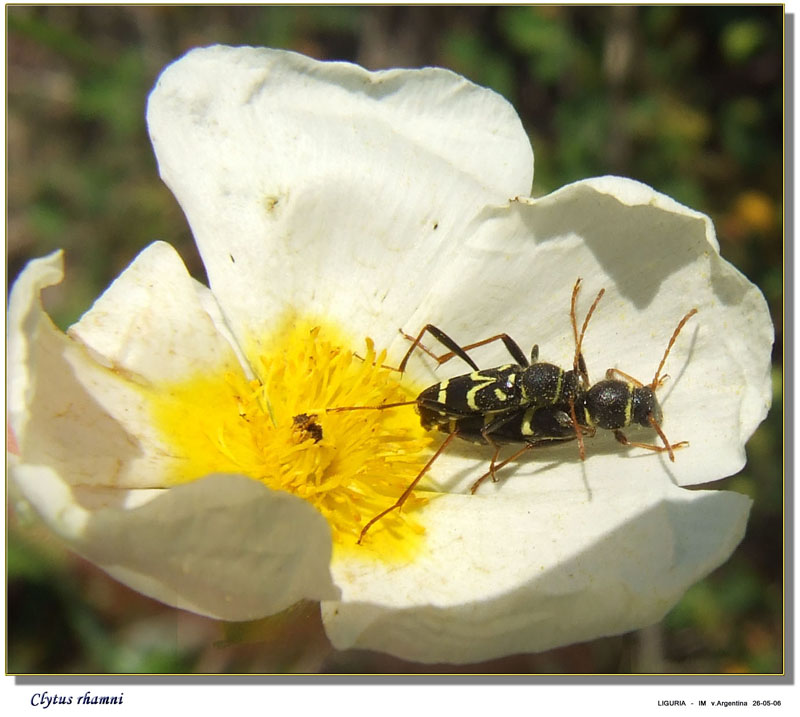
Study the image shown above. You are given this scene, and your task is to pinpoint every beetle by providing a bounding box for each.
[332,280,604,542]
[331,279,696,541]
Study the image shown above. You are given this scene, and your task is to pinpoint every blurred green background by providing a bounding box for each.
[6,6,783,675]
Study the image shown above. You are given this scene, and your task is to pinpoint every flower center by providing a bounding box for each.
[148,317,434,559]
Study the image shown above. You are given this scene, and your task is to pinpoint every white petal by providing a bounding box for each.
[7,247,240,488]
[387,176,773,488]
[13,466,339,620]
[69,240,242,382]
[10,252,340,617]
[7,250,64,441]
[146,45,533,349]
[8,252,157,486]
[323,482,751,663]
[318,175,768,661]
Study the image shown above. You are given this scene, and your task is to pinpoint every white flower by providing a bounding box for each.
[8,45,773,664]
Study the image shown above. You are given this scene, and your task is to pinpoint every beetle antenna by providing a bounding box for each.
[571,280,604,385]
[650,308,698,389]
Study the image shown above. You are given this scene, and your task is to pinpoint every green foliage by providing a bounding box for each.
[721,18,770,63]
[501,7,580,84]
[442,28,515,103]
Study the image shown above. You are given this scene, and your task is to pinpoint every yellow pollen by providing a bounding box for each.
[148,318,434,560]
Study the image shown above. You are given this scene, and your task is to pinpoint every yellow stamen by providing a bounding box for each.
[148,317,434,560]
